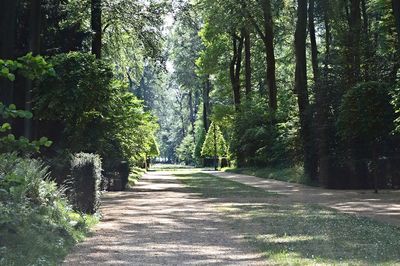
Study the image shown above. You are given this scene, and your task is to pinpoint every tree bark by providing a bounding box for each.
[188,89,196,144]
[203,76,211,132]
[230,33,244,110]
[295,0,317,180]
[91,0,102,58]
[0,0,18,106]
[315,3,335,187]
[348,0,362,86]
[261,0,277,113]
[25,0,41,139]
[243,28,252,96]
[308,0,319,84]
[393,0,400,45]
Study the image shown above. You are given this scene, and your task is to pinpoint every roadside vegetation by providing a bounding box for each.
[176,171,400,265]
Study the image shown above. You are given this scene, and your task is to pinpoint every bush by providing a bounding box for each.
[70,153,102,214]
[0,153,96,265]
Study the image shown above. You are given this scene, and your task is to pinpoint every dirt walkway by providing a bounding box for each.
[208,171,400,227]
[63,171,265,265]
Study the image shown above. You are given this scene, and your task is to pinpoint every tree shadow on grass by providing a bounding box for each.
[176,172,400,265]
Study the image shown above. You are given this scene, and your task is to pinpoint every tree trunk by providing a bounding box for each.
[348,0,362,86]
[243,28,252,96]
[230,33,244,110]
[317,4,335,187]
[188,89,196,144]
[0,0,18,106]
[393,0,400,45]
[392,0,400,82]
[295,0,317,180]
[25,0,41,139]
[203,76,211,132]
[91,0,102,59]
[308,0,319,84]
[241,0,277,112]
[213,123,218,170]
[261,0,277,113]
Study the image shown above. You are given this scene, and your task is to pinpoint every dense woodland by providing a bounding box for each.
[0,0,400,263]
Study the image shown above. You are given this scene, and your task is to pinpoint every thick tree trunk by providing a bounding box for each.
[392,0,400,82]
[230,33,244,110]
[188,90,196,144]
[91,0,102,58]
[318,4,334,187]
[203,76,211,132]
[25,0,41,139]
[308,0,319,84]
[261,0,277,113]
[0,0,18,106]
[393,0,400,45]
[348,0,362,85]
[295,0,317,180]
[243,28,252,96]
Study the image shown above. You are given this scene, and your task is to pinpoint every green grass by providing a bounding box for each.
[151,163,198,172]
[175,171,400,265]
[224,165,316,186]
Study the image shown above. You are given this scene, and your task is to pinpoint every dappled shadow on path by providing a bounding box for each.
[63,172,265,265]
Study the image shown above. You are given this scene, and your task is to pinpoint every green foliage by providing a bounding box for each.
[201,122,228,158]
[176,134,196,165]
[0,54,53,154]
[338,82,395,143]
[0,154,96,265]
[35,52,159,167]
[70,153,102,214]
[34,52,113,123]
[0,103,52,153]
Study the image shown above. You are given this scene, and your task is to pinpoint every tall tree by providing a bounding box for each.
[91,0,102,58]
[243,27,252,96]
[308,0,319,84]
[241,0,277,112]
[295,0,317,180]
[230,32,244,109]
[0,0,18,106]
[393,0,400,45]
[203,77,211,132]
[25,0,42,139]
[347,0,362,85]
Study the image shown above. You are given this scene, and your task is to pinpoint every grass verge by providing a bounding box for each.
[224,165,316,186]
[0,205,98,265]
[175,171,400,265]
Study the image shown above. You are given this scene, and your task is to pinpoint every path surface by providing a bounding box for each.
[209,171,400,227]
[64,171,265,265]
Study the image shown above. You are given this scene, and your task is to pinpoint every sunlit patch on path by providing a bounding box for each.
[63,171,265,265]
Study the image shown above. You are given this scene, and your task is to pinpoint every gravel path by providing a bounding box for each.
[208,171,400,227]
[63,171,266,265]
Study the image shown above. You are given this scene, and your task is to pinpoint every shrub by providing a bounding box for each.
[0,153,96,265]
[70,153,102,214]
